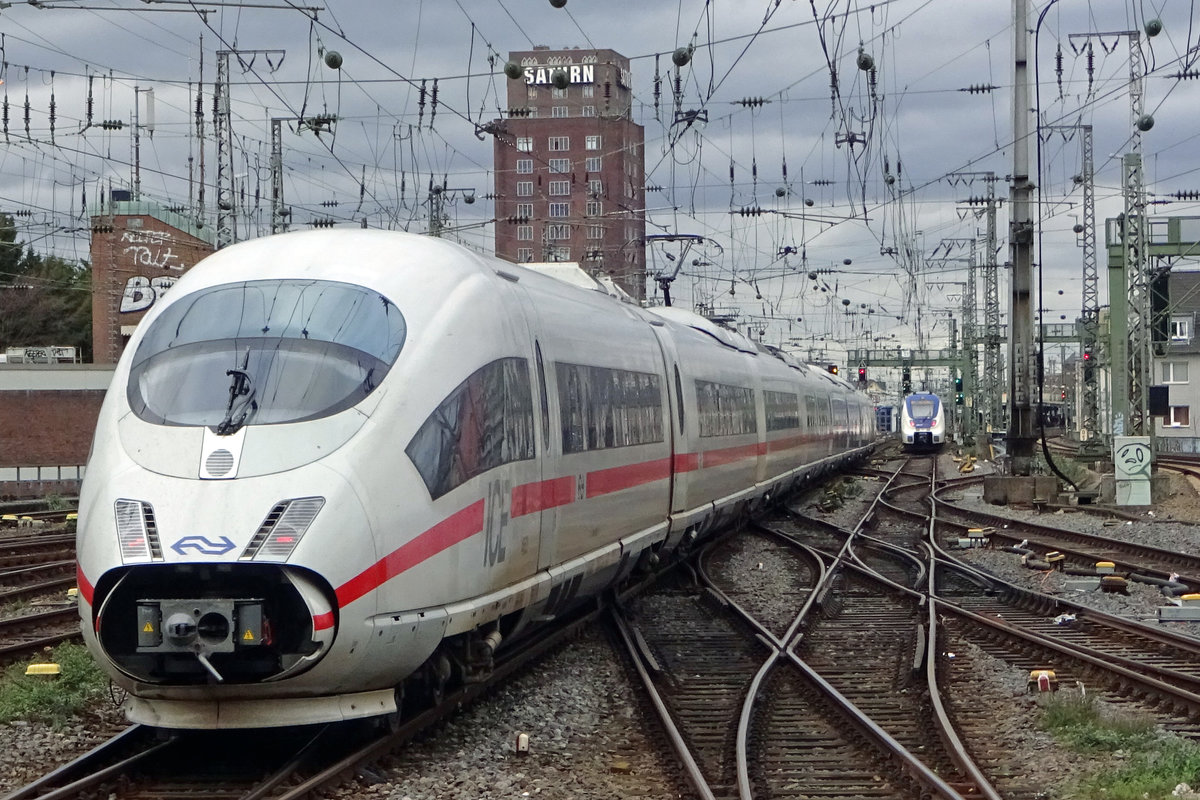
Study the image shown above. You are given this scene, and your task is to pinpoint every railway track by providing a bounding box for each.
[2,551,656,800]
[930,484,1200,588]
[0,534,76,571]
[771,454,1200,794]
[0,561,77,606]
[614,458,993,800]
[0,606,81,664]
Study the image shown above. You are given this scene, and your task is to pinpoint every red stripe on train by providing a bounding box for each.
[334,499,485,608]
[511,476,576,517]
[586,457,672,498]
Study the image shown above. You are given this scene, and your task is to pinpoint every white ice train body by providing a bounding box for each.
[899,391,946,450]
[76,229,874,729]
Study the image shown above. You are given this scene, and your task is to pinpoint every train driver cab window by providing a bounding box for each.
[127,279,406,432]
[407,358,536,500]
[908,396,938,420]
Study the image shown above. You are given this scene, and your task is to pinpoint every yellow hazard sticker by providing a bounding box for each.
[143,622,155,633]
[243,629,255,641]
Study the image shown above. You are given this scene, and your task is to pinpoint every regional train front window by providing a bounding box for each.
[127,279,406,429]
[909,399,937,418]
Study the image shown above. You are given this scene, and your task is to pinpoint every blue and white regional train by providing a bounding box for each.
[76,229,875,729]
[899,391,946,450]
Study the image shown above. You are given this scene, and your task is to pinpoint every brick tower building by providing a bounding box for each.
[493,47,646,301]
[89,196,214,364]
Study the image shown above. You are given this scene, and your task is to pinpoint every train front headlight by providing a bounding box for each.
[240,497,325,561]
[115,499,163,563]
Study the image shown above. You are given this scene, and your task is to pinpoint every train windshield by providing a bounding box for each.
[908,397,938,418]
[127,279,406,430]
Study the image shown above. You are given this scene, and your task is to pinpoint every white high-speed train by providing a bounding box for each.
[76,229,875,729]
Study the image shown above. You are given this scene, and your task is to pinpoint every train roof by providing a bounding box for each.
[643,306,759,354]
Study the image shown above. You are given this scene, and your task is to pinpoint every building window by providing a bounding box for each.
[517,247,534,262]
[588,179,603,196]
[1163,362,1189,383]
[1168,406,1191,427]
[516,159,534,174]
[527,87,538,100]
[585,156,602,172]
[516,203,533,219]
[1171,317,1191,343]
[548,158,571,174]
[586,135,601,150]
[587,225,604,239]
[516,137,533,152]
[582,86,594,98]
[548,136,570,151]
[552,87,568,99]
[547,246,570,262]
[552,106,569,118]
[586,200,602,216]
[549,202,570,218]
[516,181,534,197]
[517,225,533,241]
[581,106,595,117]
[549,180,570,196]
[547,224,571,240]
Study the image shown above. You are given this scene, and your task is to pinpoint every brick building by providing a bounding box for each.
[90,197,214,364]
[0,199,213,498]
[0,365,112,498]
[493,47,646,300]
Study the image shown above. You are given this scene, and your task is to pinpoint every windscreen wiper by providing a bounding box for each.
[217,349,258,435]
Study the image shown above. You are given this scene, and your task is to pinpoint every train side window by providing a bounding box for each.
[764,390,800,431]
[695,380,756,437]
[674,366,685,435]
[556,363,664,453]
[406,358,536,500]
[804,395,818,429]
[535,342,551,447]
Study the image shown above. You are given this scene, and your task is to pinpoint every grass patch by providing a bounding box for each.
[43,494,69,512]
[0,643,110,727]
[1074,736,1200,800]
[1040,689,1200,799]
[1040,690,1157,750]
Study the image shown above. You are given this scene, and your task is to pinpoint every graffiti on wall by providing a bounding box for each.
[117,229,198,314]
[121,229,190,271]
[120,276,178,313]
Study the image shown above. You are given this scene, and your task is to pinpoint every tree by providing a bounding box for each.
[0,214,92,360]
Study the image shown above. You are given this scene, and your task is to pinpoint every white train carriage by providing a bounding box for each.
[76,229,875,729]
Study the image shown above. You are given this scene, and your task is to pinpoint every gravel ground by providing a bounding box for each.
[4,454,1199,799]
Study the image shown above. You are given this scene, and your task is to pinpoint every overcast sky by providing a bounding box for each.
[0,0,1196,361]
